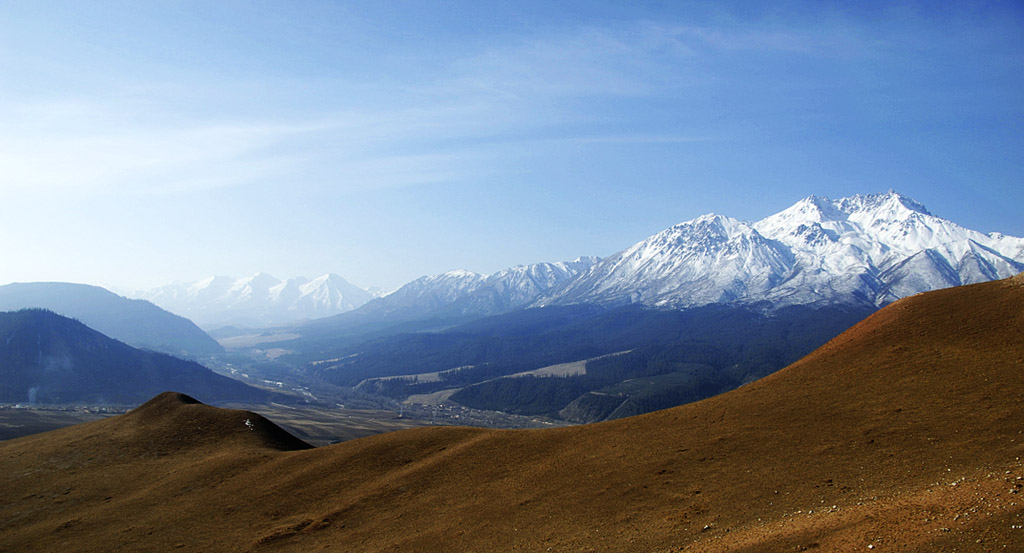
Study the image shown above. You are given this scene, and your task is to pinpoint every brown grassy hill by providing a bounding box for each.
[2,275,1023,552]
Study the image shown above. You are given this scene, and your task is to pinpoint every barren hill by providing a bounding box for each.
[2,275,1024,552]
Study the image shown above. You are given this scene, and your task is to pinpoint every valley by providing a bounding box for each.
[0,405,118,441]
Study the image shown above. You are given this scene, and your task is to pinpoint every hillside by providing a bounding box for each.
[0,309,272,405]
[1,274,1023,552]
[0,282,222,357]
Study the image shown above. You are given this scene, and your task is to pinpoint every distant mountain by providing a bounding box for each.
[137,273,376,329]
[0,282,222,357]
[354,269,488,321]
[290,258,601,346]
[0,309,272,405]
[544,191,1024,309]
[355,258,600,322]
[547,214,794,308]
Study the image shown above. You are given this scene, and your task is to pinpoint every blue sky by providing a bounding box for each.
[1,1,1021,291]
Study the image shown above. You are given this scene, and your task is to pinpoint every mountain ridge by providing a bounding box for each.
[137,272,376,329]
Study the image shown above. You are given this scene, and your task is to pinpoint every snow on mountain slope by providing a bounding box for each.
[447,257,600,314]
[137,273,374,328]
[545,192,1024,309]
[351,258,600,321]
[353,269,488,321]
[546,216,793,308]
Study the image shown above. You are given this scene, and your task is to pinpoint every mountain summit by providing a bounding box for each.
[545,191,1024,309]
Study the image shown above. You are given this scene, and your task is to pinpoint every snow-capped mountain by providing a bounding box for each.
[544,191,1024,309]
[547,215,794,307]
[451,257,600,314]
[137,273,375,328]
[352,258,600,322]
[353,269,488,321]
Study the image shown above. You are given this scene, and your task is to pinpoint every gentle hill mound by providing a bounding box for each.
[0,309,271,405]
[1,392,310,460]
[118,392,313,452]
[0,282,222,356]
[2,275,1024,552]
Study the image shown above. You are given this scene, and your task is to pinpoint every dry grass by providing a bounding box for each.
[2,275,1023,552]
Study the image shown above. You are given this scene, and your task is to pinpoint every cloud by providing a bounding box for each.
[0,100,321,197]
[445,24,697,100]
[0,19,868,201]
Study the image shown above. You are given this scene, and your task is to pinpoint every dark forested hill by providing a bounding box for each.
[0,282,222,357]
[0,309,270,405]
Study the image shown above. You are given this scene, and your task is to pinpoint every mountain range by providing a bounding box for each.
[546,191,1024,309]
[134,192,1024,333]
[274,191,1023,341]
[3,274,1022,552]
[136,273,376,329]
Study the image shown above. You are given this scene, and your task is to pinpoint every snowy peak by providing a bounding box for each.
[227,272,283,303]
[352,258,600,321]
[135,273,375,328]
[836,190,931,217]
[548,213,794,307]
[759,195,848,229]
[465,256,601,311]
[382,270,487,305]
[755,191,996,260]
[759,192,930,232]
[658,214,758,252]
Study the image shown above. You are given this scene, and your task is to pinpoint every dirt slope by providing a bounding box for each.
[2,275,1023,552]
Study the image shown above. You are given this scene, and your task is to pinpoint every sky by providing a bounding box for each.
[1,1,1022,292]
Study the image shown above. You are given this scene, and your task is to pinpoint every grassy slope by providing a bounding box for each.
[2,275,1023,552]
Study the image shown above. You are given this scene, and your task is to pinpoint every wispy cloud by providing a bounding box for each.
[0,18,870,200]
[0,99,321,196]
